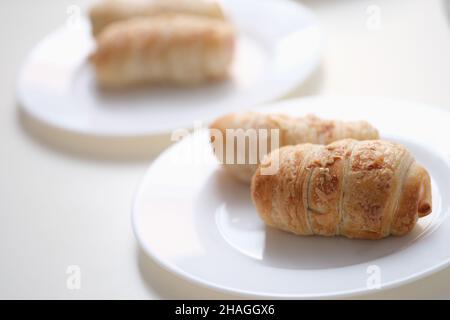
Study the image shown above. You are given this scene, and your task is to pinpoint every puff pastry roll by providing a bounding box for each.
[90,0,226,36]
[209,112,379,183]
[251,139,432,239]
[90,14,234,87]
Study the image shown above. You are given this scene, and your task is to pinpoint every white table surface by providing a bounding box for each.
[1,0,449,299]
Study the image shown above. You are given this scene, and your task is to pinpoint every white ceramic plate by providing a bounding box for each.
[132,96,450,298]
[17,0,321,136]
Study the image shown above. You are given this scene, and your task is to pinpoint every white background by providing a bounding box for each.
[1,0,450,299]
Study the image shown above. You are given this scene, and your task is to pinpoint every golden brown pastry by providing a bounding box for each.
[90,14,234,87]
[251,139,432,239]
[90,0,226,37]
[209,112,379,183]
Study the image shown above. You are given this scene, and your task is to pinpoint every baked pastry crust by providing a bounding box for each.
[90,14,234,87]
[90,0,225,36]
[209,112,379,183]
[251,139,432,239]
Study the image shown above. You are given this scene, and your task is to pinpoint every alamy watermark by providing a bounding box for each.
[366,5,382,31]
[66,5,82,30]
[66,265,81,290]
[171,122,281,176]
[366,265,382,289]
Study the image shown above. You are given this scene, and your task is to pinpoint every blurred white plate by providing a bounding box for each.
[17,0,321,136]
[132,96,450,298]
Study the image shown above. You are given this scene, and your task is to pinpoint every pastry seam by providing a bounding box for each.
[337,140,357,236]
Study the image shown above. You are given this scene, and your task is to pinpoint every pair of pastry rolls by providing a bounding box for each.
[209,112,432,239]
[89,0,234,87]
